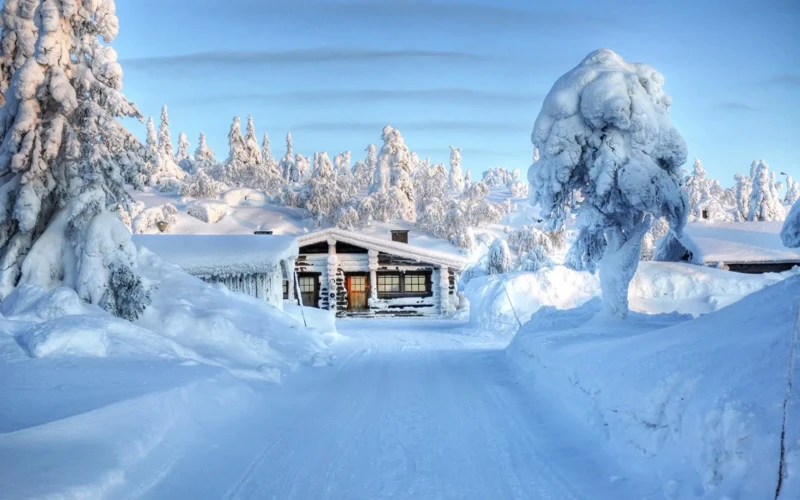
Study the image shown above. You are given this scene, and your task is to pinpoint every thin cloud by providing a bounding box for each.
[123,48,500,70]
[171,89,542,107]
[713,101,756,111]
[287,121,529,133]
[763,73,800,87]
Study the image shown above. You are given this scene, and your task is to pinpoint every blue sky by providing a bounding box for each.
[115,0,800,185]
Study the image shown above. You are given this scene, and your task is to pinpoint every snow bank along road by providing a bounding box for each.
[122,319,648,500]
[1,319,653,499]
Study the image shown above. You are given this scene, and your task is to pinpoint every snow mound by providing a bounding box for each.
[187,200,228,224]
[507,277,800,499]
[467,262,797,335]
[132,204,178,234]
[221,188,269,207]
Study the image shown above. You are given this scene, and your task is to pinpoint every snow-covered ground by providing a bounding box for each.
[507,277,800,499]
[1,319,661,499]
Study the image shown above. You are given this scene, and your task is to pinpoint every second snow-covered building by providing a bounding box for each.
[290,229,467,317]
[134,234,297,309]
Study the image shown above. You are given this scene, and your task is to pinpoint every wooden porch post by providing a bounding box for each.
[368,249,378,302]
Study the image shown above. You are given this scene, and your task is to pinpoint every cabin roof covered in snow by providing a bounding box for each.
[298,228,468,270]
[679,221,800,265]
[134,234,298,277]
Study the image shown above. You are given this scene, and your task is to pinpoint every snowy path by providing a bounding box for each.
[128,319,644,500]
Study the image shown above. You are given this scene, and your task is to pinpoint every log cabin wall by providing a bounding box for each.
[296,240,460,318]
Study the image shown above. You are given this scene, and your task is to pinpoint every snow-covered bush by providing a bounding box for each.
[179,169,228,199]
[508,226,554,255]
[509,180,528,198]
[116,201,145,231]
[0,0,151,318]
[132,204,178,234]
[156,177,181,193]
[781,200,800,248]
[528,49,688,317]
[187,201,228,224]
[482,167,520,188]
[486,239,513,275]
[332,205,360,230]
[517,246,554,272]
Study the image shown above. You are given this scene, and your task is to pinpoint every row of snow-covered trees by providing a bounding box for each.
[684,157,796,223]
[147,109,517,249]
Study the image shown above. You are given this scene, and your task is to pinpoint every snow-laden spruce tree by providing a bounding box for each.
[194,132,216,171]
[486,239,513,275]
[529,49,688,317]
[463,170,472,191]
[785,176,800,206]
[158,104,173,159]
[243,115,261,166]
[781,200,800,248]
[261,132,280,175]
[176,131,192,171]
[227,116,247,164]
[734,173,751,221]
[0,0,151,319]
[684,158,712,220]
[0,0,38,105]
[748,160,784,221]
[334,151,351,175]
[352,144,376,191]
[383,125,415,220]
[448,146,464,193]
[295,153,310,181]
[279,132,297,182]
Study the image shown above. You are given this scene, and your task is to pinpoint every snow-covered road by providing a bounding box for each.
[130,319,646,500]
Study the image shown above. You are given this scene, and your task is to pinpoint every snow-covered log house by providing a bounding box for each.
[134,235,297,309]
[291,229,467,317]
[663,221,800,274]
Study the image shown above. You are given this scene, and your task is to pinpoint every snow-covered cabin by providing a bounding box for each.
[669,221,800,273]
[291,229,467,317]
[134,235,297,309]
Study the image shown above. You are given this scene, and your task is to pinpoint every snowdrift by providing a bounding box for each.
[1,248,330,381]
[507,277,800,499]
[466,262,797,335]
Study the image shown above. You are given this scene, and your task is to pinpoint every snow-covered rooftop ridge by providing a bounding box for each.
[681,221,800,264]
[298,228,468,270]
[133,234,298,277]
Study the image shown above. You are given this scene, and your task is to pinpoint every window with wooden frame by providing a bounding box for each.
[377,273,401,294]
[376,271,431,298]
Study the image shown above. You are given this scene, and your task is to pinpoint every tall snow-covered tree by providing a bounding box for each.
[279,132,297,182]
[158,104,173,159]
[748,160,784,221]
[449,146,464,193]
[382,125,415,220]
[261,132,279,172]
[334,151,351,176]
[528,49,687,317]
[0,0,151,319]
[145,116,157,156]
[295,153,310,182]
[0,0,38,105]
[785,176,800,206]
[176,132,190,161]
[781,199,800,248]
[194,132,216,170]
[464,170,472,191]
[684,158,712,220]
[227,116,247,164]
[175,132,192,172]
[352,143,376,191]
[243,115,261,165]
[734,173,751,221]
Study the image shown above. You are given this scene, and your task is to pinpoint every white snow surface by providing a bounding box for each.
[187,200,228,224]
[682,220,800,264]
[507,277,800,499]
[466,261,797,335]
[133,234,297,278]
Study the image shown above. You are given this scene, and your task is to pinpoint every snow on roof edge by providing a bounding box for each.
[298,228,468,270]
[134,234,299,277]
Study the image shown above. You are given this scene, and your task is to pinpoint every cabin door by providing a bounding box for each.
[346,274,369,311]
[297,273,319,308]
